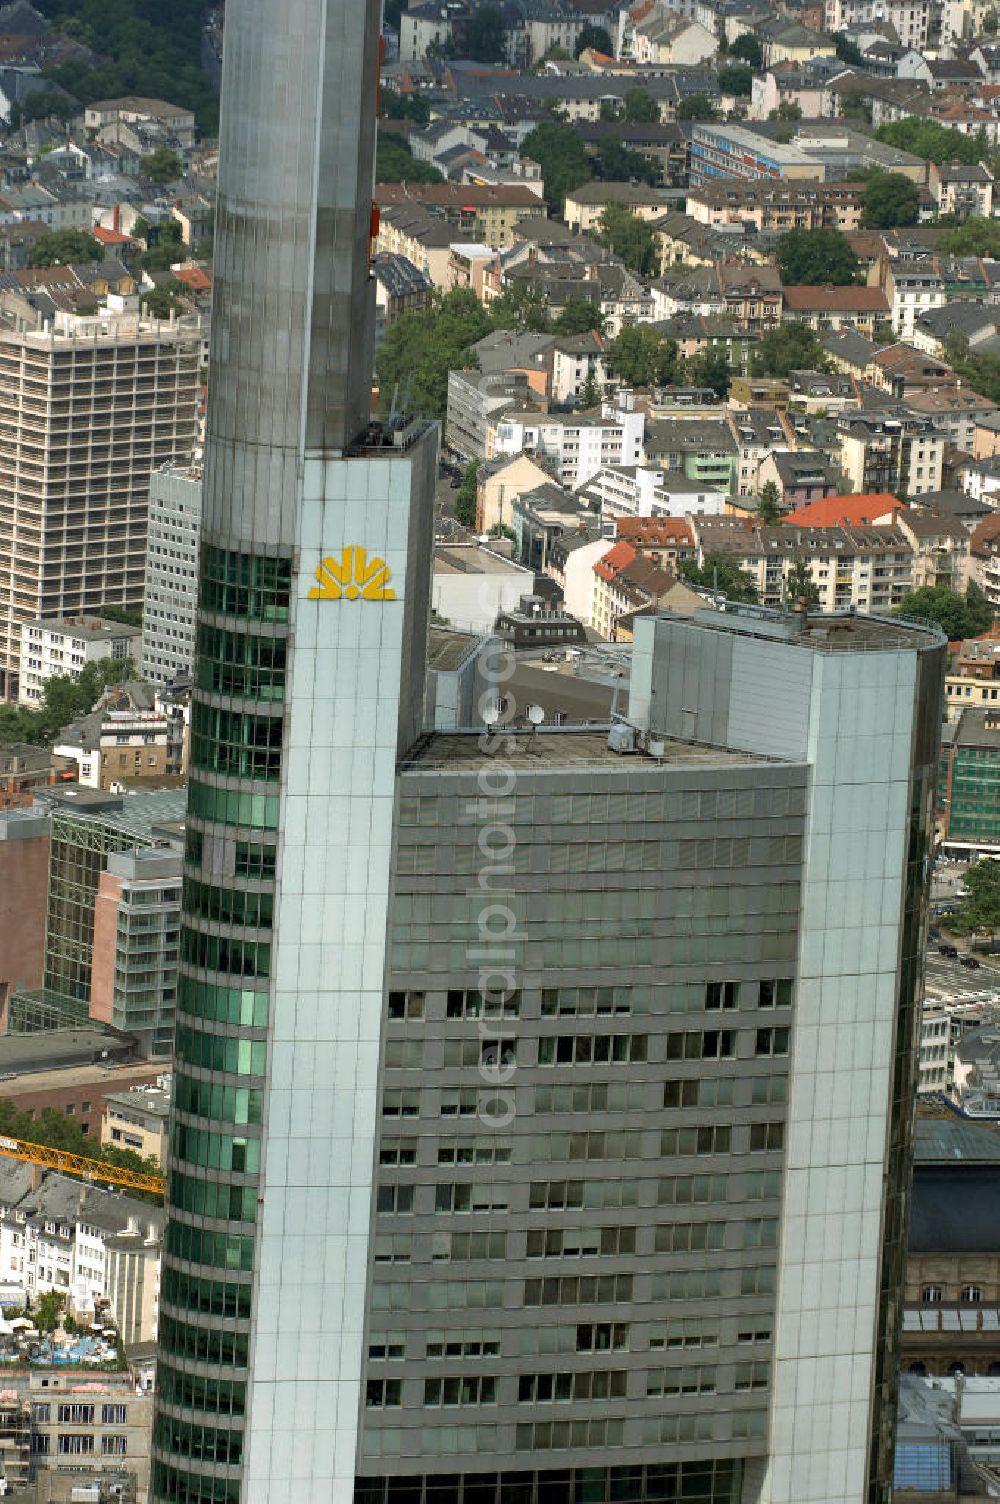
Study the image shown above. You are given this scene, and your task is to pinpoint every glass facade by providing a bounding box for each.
[153,544,288,1498]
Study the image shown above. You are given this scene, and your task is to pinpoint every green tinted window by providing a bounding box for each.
[158,1313,250,1366]
[174,1070,263,1126]
[181,927,271,979]
[195,623,287,700]
[234,840,277,880]
[164,1222,255,1272]
[200,546,291,623]
[190,702,283,782]
[188,779,279,829]
[184,878,273,929]
[151,1461,240,1504]
[174,1025,266,1076]
[154,1411,244,1466]
[169,1170,257,1222]
[177,978,268,1028]
[160,1269,253,1322]
[158,1361,247,1417]
[171,1122,261,1175]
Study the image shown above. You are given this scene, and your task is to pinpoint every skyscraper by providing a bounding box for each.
[150,5,945,1504]
[0,307,200,702]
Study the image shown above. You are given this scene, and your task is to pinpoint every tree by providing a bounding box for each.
[0,1098,160,1202]
[464,6,507,61]
[376,133,444,183]
[380,86,431,125]
[751,322,828,378]
[455,460,480,528]
[141,147,184,184]
[984,7,999,29]
[775,99,802,122]
[42,0,220,135]
[579,367,601,407]
[489,282,551,333]
[687,343,732,397]
[718,64,753,96]
[26,229,102,267]
[375,288,494,419]
[575,23,613,56]
[876,118,987,168]
[944,857,1000,936]
[679,553,759,602]
[9,87,77,125]
[34,1291,67,1334]
[597,139,658,186]
[136,218,184,272]
[758,480,786,524]
[520,120,593,214]
[599,204,658,275]
[677,92,717,122]
[860,172,920,229]
[776,227,859,286]
[939,217,1000,258]
[832,31,865,64]
[729,32,763,66]
[893,584,994,639]
[551,298,604,335]
[600,99,625,122]
[140,281,186,318]
[624,87,660,122]
[785,557,820,607]
[606,326,681,386]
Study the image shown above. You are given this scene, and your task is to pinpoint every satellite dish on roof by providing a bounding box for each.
[527,704,545,726]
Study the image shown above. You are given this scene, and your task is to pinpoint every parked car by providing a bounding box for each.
[938,943,959,958]
[961,955,981,970]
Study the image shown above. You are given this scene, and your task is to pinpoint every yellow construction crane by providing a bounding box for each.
[0,1134,164,1198]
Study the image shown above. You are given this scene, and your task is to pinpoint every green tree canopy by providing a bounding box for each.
[599,204,658,275]
[717,63,753,96]
[776,227,860,286]
[687,343,732,397]
[785,557,820,607]
[135,217,184,272]
[41,0,219,133]
[552,298,604,334]
[597,138,658,185]
[860,171,920,228]
[575,23,613,56]
[606,326,681,386]
[677,92,717,122]
[26,228,102,267]
[894,583,994,639]
[520,120,593,213]
[375,287,494,420]
[938,216,1000,258]
[679,552,759,602]
[579,367,602,407]
[455,460,480,528]
[464,5,507,61]
[832,31,864,64]
[751,322,828,378]
[488,282,551,333]
[758,480,787,524]
[380,86,432,125]
[141,146,183,184]
[140,280,187,318]
[0,1098,160,1202]
[624,87,660,122]
[944,857,1000,936]
[876,117,988,167]
[376,132,444,183]
[600,98,625,122]
[729,32,763,66]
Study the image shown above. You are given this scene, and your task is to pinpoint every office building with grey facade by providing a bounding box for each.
[149,0,945,1499]
[141,464,203,686]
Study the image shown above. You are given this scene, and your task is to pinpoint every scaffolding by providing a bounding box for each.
[0,1391,32,1490]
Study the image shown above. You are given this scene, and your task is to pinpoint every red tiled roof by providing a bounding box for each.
[616,517,695,547]
[782,285,889,313]
[173,264,212,290]
[93,226,133,246]
[594,541,636,582]
[791,493,904,526]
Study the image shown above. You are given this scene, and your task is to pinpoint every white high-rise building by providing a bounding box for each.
[140,463,202,685]
[0,304,201,701]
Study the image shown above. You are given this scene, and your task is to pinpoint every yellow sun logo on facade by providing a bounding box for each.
[308,547,396,601]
